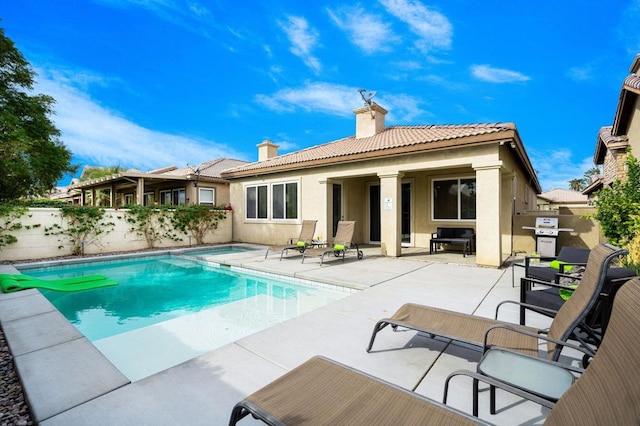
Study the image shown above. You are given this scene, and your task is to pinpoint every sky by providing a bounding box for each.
[3,0,640,191]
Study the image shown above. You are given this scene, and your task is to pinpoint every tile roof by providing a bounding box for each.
[166,158,250,178]
[223,123,516,177]
[594,126,629,164]
[598,126,628,145]
[539,188,589,203]
[624,74,640,91]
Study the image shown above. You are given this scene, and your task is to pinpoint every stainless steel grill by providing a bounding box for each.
[523,217,573,257]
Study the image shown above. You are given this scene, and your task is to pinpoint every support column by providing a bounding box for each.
[318,179,331,242]
[378,172,403,257]
[474,163,502,267]
[136,178,145,206]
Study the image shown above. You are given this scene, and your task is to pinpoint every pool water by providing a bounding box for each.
[21,254,349,380]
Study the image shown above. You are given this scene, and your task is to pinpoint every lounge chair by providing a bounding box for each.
[264,220,317,260]
[301,221,363,265]
[367,243,626,362]
[443,277,640,422]
[229,278,640,425]
[229,355,489,425]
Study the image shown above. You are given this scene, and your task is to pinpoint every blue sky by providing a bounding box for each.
[3,0,640,190]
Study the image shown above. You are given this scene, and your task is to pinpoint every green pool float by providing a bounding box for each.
[0,274,118,293]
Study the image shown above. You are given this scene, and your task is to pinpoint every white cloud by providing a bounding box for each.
[326,6,397,54]
[471,64,531,83]
[94,0,216,37]
[255,82,427,123]
[528,148,596,192]
[34,67,242,171]
[378,0,453,52]
[255,82,355,116]
[280,15,322,73]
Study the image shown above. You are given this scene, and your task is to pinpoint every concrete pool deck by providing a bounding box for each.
[0,246,568,425]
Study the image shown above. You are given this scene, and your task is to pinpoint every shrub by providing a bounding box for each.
[171,205,227,245]
[44,205,115,255]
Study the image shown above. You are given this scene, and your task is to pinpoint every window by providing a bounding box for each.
[124,194,133,205]
[272,182,298,219]
[199,188,215,206]
[246,185,267,219]
[172,189,186,206]
[433,178,476,220]
[144,192,155,206]
[159,190,172,205]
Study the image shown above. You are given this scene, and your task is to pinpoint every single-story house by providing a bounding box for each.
[584,54,640,198]
[69,158,248,207]
[222,103,541,267]
[537,188,590,211]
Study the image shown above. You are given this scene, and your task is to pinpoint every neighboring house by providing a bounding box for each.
[222,103,541,267]
[70,158,249,207]
[584,54,640,199]
[537,188,590,211]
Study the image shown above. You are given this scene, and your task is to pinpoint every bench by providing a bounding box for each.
[430,227,475,257]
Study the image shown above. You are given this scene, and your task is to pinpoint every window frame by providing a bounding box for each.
[271,181,298,220]
[198,188,216,206]
[159,190,172,206]
[143,191,155,206]
[244,180,301,221]
[172,188,186,206]
[432,176,477,221]
[245,184,268,220]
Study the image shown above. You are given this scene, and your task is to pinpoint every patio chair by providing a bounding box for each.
[230,278,640,425]
[520,266,636,343]
[442,277,640,423]
[367,243,627,362]
[524,246,590,283]
[301,221,363,265]
[264,220,317,260]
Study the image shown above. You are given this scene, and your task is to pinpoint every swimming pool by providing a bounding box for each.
[19,253,350,381]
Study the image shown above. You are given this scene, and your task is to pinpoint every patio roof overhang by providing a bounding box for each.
[70,172,228,190]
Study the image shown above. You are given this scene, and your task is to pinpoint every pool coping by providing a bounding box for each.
[0,245,360,423]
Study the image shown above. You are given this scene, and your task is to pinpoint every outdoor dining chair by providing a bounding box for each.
[443,277,640,422]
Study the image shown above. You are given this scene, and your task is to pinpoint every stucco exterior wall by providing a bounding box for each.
[628,95,640,159]
[0,208,232,262]
[511,210,602,255]
[228,142,538,267]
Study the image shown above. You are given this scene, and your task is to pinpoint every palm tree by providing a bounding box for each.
[568,178,584,191]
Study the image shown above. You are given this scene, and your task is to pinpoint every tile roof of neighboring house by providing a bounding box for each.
[166,158,250,178]
[222,123,523,177]
[71,158,248,189]
[538,188,589,203]
[595,126,630,164]
[625,74,640,91]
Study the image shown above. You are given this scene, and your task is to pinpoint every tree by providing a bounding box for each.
[78,166,123,181]
[568,178,584,191]
[592,153,640,246]
[0,27,76,201]
[568,166,601,191]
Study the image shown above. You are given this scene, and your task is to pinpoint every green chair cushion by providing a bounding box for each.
[550,260,574,272]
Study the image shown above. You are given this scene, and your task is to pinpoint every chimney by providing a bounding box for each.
[354,103,387,139]
[257,139,279,161]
